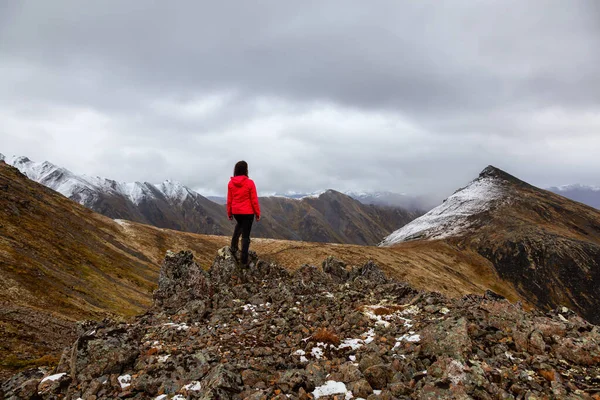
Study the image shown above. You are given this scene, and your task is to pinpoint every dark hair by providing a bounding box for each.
[233,160,248,177]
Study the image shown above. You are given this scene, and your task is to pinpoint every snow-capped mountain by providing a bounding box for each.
[2,154,194,206]
[547,184,600,210]
[1,153,230,235]
[379,166,507,245]
[1,153,419,244]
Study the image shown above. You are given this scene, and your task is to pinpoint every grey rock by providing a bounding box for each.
[359,354,384,373]
[202,365,242,394]
[153,250,211,315]
[349,378,374,398]
[364,364,393,390]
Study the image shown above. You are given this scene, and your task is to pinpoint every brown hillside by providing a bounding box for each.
[458,170,600,323]
[0,162,521,380]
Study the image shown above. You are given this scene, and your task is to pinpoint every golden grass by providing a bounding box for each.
[1,354,59,371]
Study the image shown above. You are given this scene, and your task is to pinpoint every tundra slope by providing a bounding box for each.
[382,166,600,325]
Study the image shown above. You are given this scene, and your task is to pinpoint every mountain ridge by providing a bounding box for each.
[2,153,418,245]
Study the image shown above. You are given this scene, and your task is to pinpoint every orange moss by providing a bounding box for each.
[311,327,340,346]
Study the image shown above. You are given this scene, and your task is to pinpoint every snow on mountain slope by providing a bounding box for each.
[380,174,505,245]
[156,180,192,203]
[2,154,197,206]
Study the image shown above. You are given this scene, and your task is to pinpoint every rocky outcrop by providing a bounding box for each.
[3,249,600,399]
[476,233,600,325]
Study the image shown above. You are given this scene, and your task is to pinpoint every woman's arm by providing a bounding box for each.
[226,184,233,219]
[250,181,261,220]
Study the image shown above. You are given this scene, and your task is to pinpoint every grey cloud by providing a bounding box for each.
[1,0,599,201]
[3,1,598,112]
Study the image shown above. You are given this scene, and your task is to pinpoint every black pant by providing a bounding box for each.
[231,214,254,264]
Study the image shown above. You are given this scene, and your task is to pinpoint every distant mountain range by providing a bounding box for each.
[0,153,419,245]
[207,190,434,211]
[210,184,600,212]
[547,184,600,209]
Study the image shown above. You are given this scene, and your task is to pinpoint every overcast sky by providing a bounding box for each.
[1,1,599,200]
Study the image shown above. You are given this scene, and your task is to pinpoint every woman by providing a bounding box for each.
[227,160,261,266]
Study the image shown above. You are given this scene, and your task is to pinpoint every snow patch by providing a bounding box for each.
[339,328,377,351]
[118,374,132,389]
[311,345,325,359]
[313,380,349,399]
[363,305,416,328]
[114,219,130,228]
[394,332,421,347]
[338,338,364,350]
[157,179,191,203]
[183,381,202,392]
[380,177,505,245]
[41,373,66,383]
[363,328,376,344]
[163,322,189,331]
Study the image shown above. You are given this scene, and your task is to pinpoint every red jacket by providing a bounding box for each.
[227,175,261,218]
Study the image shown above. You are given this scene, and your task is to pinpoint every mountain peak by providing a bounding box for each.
[381,167,510,244]
[479,165,503,177]
[478,165,528,187]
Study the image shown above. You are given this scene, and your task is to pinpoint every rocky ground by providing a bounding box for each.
[2,248,600,399]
